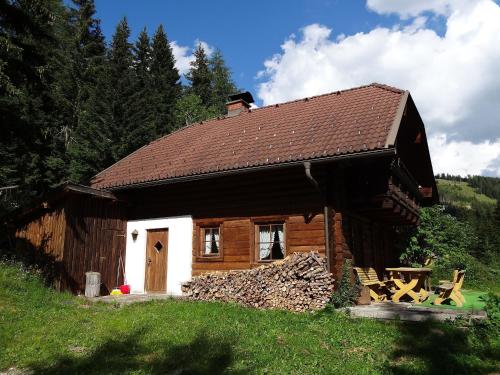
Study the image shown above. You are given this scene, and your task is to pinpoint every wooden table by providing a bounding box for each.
[385,267,432,304]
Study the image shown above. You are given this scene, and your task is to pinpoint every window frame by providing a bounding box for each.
[254,221,286,263]
[195,222,223,261]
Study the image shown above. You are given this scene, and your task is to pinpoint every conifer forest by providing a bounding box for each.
[1,0,237,211]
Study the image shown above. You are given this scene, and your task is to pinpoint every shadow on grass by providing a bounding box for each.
[385,319,499,375]
[30,328,249,375]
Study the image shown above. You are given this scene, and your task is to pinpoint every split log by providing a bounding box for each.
[182,252,334,312]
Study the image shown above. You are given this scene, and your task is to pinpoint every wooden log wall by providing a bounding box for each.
[126,166,327,220]
[192,214,326,276]
[331,211,398,280]
[125,166,329,277]
[124,163,404,280]
[63,196,126,294]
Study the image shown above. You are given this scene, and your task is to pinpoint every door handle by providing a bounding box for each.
[147,257,152,265]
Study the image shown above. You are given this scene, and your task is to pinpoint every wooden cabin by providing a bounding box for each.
[14,83,437,295]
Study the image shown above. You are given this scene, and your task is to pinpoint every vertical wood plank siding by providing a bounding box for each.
[15,206,67,263]
[63,196,126,293]
[15,206,67,290]
[15,195,126,294]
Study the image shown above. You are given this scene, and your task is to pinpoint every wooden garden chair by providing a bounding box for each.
[434,270,466,307]
[354,267,393,302]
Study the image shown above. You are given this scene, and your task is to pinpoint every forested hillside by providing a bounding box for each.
[438,175,500,264]
[0,0,237,213]
[437,173,500,201]
[399,175,500,290]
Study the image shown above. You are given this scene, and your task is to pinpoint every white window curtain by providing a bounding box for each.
[259,226,271,259]
[204,229,220,254]
[212,230,220,253]
[273,225,285,255]
[204,230,212,254]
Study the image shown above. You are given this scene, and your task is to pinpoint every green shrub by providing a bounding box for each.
[331,259,360,308]
[399,206,476,266]
[398,206,497,290]
[483,293,500,323]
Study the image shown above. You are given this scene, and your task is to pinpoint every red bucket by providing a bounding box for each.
[119,284,131,294]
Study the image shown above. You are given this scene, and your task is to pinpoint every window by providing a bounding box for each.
[257,224,285,261]
[153,241,163,252]
[202,227,220,256]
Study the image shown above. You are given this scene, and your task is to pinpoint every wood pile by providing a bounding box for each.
[181,252,334,312]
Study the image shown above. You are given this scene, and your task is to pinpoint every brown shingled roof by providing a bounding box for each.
[91,83,407,190]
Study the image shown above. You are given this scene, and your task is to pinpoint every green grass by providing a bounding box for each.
[0,261,499,375]
[422,290,487,312]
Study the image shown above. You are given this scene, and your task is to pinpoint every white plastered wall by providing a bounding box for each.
[125,216,193,295]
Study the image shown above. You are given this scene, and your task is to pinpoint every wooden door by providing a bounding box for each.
[145,228,168,293]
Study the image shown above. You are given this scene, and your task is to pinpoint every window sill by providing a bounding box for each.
[255,259,284,263]
[195,255,223,262]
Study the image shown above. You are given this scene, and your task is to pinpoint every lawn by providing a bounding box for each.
[421,290,487,312]
[0,261,499,375]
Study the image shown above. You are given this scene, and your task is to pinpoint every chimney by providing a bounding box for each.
[226,91,254,117]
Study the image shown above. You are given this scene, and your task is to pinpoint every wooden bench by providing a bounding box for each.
[354,267,392,302]
[434,270,466,307]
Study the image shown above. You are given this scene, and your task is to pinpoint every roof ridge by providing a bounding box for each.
[369,82,406,94]
[248,82,404,112]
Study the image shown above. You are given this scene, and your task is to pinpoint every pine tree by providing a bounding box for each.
[0,0,66,207]
[107,17,137,160]
[122,28,155,155]
[495,200,500,226]
[66,0,109,183]
[69,0,106,111]
[134,28,151,77]
[67,66,114,183]
[149,24,181,136]
[209,49,237,114]
[186,43,211,106]
[69,17,136,182]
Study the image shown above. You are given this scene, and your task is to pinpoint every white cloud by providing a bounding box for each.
[256,0,500,176]
[429,134,500,176]
[366,0,477,18]
[171,40,214,75]
[170,41,192,75]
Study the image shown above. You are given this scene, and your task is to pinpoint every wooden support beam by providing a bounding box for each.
[419,186,433,198]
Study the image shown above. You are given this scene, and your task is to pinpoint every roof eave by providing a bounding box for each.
[4,182,120,225]
[101,148,397,192]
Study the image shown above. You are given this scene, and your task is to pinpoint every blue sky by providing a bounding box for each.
[89,0,500,177]
[94,0,404,101]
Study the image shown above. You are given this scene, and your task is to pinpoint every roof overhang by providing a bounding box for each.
[5,182,120,225]
[104,148,397,192]
[385,90,409,148]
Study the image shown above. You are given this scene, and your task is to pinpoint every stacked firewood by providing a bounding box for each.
[181,252,334,312]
